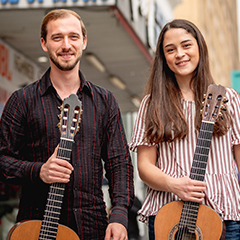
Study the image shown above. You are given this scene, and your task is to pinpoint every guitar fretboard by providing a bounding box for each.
[179,121,214,233]
[38,138,74,240]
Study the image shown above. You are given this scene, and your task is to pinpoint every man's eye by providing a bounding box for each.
[71,36,80,40]
[53,36,61,41]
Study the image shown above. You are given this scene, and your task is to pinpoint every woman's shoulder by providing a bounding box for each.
[225,87,240,101]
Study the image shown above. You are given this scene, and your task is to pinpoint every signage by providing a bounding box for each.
[0,0,115,9]
[117,0,172,55]
[0,39,42,105]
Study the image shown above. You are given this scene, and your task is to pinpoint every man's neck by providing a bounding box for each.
[50,67,80,100]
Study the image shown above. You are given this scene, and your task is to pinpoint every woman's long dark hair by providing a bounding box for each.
[144,19,231,144]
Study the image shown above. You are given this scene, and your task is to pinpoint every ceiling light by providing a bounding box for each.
[109,75,126,90]
[85,53,106,73]
[131,96,141,108]
[38,56,48,63]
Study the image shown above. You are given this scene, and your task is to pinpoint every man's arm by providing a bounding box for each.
[0,91,42,185]
[102,98,134,238]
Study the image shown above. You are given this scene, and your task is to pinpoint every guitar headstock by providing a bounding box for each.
[57,94,83,140]
[201,84,227,123]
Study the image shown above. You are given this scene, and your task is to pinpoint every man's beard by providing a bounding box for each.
[49,51,81,71]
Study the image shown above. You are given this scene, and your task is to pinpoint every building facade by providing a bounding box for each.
[174,0,240,87]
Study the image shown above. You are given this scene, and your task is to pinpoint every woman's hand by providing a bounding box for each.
[170,176,206,203]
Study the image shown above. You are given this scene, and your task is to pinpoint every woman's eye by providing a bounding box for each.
[166,48,174,53]
[184,44,191,48]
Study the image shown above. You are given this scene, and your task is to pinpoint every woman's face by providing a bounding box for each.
[163,28,199,82]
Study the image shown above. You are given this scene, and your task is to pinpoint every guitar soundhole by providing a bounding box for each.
[174,230,196,240]
[169,223,202,240]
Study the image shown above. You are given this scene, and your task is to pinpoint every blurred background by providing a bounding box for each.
[0,0,240,239]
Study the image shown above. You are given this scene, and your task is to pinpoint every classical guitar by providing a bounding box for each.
[155,84,227,240]
[7,94,82,240]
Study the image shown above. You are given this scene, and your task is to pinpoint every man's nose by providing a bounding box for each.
[62,37,71,49]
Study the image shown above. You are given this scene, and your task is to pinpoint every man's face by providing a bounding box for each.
[41,14,87,71]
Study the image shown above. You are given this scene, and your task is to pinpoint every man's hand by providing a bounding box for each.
[104,223,128,240]
[40,146,74,184]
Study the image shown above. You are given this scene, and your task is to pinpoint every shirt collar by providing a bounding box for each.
[39,68,92,97]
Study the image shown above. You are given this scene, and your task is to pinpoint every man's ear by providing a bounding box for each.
[82,35,87,50]
[40,38,48,52]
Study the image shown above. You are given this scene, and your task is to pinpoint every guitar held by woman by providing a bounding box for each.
[129,19,240,240]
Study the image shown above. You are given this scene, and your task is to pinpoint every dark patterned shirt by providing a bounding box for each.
[0,68,134,239]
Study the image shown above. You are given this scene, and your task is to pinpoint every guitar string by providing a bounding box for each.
[40,139,67,239]
[176,122,211,240]
[41,106,78,238]
[39,102,80,239]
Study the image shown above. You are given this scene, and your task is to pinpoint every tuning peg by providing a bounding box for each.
[58,105,63,111]
[200,109,203,115]
[58,114,62,120]
[57,122,61,130]
[221,105,227,111]
[223,97,229,104]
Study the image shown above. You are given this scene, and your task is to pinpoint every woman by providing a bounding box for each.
[129,19,240,239]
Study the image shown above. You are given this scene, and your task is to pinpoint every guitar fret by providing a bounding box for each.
[50,186,65,191]
[48,199,62,204]
[60,137,74,142]
[41,221,58,228]
[39,230,58,236]
[58,156,71,161]
[43,214,60,221]
[59,147,72,151]
[194,152,209,157]
[44,210,60,217]
[39,236,55,240]
[46,204,62,209]
[48,192,64,197]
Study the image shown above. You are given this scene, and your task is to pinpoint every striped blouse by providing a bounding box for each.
[129,87,240,223]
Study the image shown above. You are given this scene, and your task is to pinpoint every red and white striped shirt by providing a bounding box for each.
[129,87,240,223]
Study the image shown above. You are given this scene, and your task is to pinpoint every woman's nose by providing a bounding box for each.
[175,48,185,58]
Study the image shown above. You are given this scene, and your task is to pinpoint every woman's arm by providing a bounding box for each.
[233,144,240,183]
[137,145,206,202]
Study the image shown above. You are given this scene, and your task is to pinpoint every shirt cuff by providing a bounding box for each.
[109,206,128,229]
[25,162,44,183]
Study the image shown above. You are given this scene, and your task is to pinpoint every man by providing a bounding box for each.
[0,9,134,240]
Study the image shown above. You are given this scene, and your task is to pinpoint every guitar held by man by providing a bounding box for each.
[7,94,82,240]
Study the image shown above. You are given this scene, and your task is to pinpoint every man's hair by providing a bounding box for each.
[41,9,87,41]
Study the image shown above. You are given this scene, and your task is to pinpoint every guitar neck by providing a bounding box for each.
[39,138,74,240]
[190,121,214,181]
[179,121,214,233]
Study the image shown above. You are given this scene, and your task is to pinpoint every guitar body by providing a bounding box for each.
[7,220,80,240]
[155,201,223,240]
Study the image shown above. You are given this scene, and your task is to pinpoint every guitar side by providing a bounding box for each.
[7,220,80,240]
[154,201,223,240]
